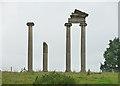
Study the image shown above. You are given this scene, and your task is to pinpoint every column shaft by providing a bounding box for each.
[81,25,86,72]
[28,26,33,72]
[43,42,48,72]
[65,23,72,72]
[66,28,71,72]
[27,22,34,72]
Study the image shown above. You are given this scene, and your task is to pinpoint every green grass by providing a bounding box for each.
[2,71,118,84]
[33,72,76,84]
[0,71,2,85]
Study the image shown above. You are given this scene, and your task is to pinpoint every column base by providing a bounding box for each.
[80,70,86,72]
[65,70,71,72]
[43,70,48,72]
[28,69,33,72]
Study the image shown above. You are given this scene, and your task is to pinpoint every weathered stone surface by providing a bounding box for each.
[68,9,88,23]
[65,23,72,72]
[43,42,48,72]
[26,22,34,72]
[74,9,88,17]
[80,23,86,72]
[68,17,85,23]
[64,23,72,27]
[27,22,34,26]
[65,9,88,72]
[80,22,87,26]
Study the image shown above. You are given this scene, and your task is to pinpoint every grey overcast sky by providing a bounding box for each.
[1,2,118,72]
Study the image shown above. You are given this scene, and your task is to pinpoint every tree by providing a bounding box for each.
[100,37,120,72]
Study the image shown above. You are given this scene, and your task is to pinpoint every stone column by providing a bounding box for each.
[26,22,34,72]
[10,67,12,72]
[43,42,48,72]
[80,21,87,72]
[64,23,72,72]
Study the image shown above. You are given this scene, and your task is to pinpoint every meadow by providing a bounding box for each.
[2,71,118,84]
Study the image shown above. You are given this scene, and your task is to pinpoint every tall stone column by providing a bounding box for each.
[65,23,72,72]
[80,21,87,72]
[43,42,48,72]
[26,22,34,72]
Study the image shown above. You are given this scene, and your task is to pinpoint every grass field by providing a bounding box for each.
[2,71,118,84]
[0,72,1,85]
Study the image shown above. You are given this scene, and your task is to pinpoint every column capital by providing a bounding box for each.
[64,23,72,27]
[80,22,87,26]
[26,22,34,26]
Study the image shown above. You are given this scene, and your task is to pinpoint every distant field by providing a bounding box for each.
[2,71,118,84]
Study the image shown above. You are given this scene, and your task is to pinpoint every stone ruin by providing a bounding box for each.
[26,9,88,72]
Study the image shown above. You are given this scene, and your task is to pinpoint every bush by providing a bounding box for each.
[33,72,76,84]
